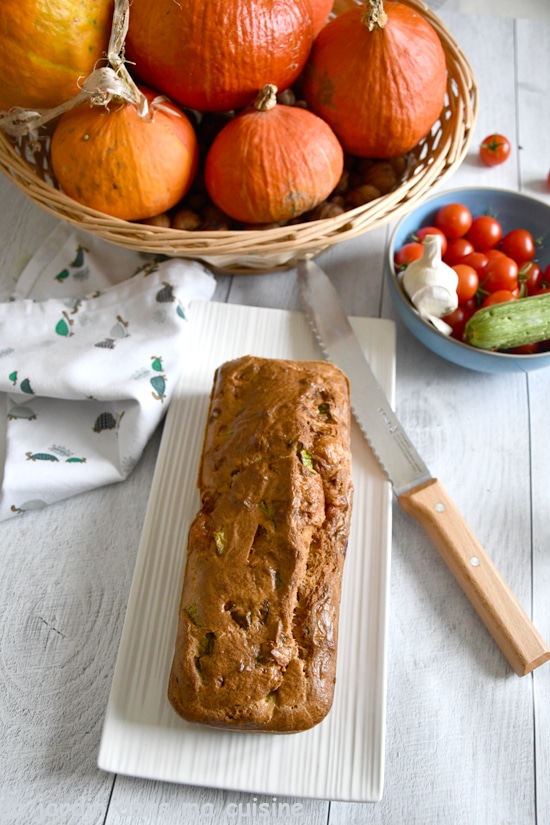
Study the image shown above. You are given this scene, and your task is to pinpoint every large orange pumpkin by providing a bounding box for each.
[204,85,344,224]
[125,0,315,113]
[50,87,199,221]
[302,0,447,158]
[308,0,334,35]
[0,0,114,112]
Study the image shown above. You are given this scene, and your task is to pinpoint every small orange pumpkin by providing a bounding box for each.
[0,0,114,112]
[126,0,315,113]
[303,0,447,158]
[204,85,344,224]
[50,87,199,221]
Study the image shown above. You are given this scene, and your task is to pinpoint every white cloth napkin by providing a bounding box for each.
[0,223,216,520]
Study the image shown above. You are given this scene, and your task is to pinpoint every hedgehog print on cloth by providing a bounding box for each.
[0,230,215,520]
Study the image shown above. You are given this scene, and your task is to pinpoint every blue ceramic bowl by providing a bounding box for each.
[386,187,550,373]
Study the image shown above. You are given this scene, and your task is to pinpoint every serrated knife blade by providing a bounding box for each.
[298,258,550,676]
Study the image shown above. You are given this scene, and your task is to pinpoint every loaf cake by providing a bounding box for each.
[167,355,353,732]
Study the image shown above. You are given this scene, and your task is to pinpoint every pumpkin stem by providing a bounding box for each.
[0,0,148,139]
[361,0,388,30]
[254,85,279,113]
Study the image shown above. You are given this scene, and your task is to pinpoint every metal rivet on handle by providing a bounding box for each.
[470,556,481,567]
[435,502,445,512]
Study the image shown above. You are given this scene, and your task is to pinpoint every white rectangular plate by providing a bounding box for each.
[98,300,394,802]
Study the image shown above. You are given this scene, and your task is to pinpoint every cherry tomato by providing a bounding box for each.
[484,248,506,260]
[443,238,475,266]
[499,228,536,264]
[434,203,473,239]
[461,251,489,276]
[481,289,517,307]
[518,261,543,296]
[394,241,424,270]
[442,303,476,340]
[481,255,519,293]
[465,215,503,250]
[453,263,479,303]
[509,342,540,354]
[413,225,448,256]
[479,134,511,167]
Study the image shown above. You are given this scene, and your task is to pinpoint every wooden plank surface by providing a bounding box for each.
[0,7,549,825]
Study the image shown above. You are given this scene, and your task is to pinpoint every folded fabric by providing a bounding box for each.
[0,224,216,520]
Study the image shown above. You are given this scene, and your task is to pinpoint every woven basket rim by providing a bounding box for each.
[0,0,478,272]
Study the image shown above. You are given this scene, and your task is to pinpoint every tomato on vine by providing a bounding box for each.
[479,134,511,167]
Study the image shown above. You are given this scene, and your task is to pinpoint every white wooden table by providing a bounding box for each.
[1,7,549,825]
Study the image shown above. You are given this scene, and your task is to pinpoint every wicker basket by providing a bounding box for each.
[0,0,477,274]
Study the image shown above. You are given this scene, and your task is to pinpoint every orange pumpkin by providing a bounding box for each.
[0,0,114,112]
[204,85,344,224]
[302,0,447,158]
[50,87,199,221]
[308,0,334,35]
[125,0,315,113]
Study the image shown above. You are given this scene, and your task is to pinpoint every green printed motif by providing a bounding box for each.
[150,374,167,402]
[8,373,34,394]
[150,356,167,401]
[70,245,87,268]
[54,245,89,284]
[55,311,74,337]
[25,450,87,462]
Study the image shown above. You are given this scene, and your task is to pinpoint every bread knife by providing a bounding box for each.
[297,258,550,676]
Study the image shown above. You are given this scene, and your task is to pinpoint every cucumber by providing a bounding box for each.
[464,292,550,351]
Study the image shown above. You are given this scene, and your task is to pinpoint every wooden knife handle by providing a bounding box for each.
[398,478,550,676]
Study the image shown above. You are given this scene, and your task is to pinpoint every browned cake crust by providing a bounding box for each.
[167,355,353,732]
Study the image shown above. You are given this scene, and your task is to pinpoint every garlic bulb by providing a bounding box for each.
[400,234,458,330]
